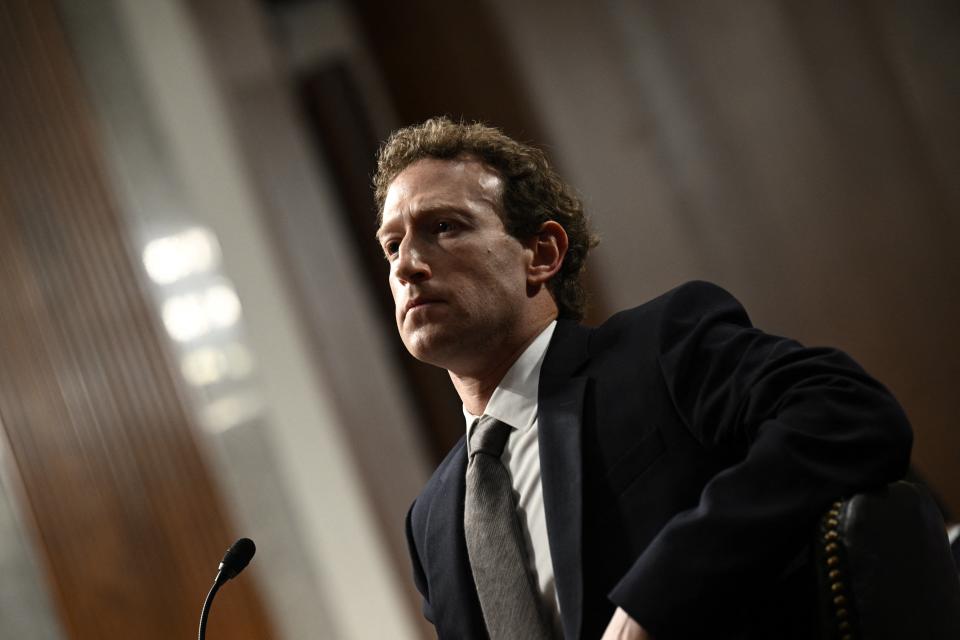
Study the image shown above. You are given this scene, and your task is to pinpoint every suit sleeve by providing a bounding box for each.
[608,281,912,639]
[405,502,436,626]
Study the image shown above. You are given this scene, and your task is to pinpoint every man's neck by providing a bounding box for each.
[449,316,555,416]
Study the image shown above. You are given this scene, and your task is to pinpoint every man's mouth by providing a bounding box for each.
[405,297,443,315]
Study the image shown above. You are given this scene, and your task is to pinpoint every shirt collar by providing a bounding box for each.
[463,320,557,440]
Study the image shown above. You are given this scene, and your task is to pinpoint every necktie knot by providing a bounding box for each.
[469,415,511,458]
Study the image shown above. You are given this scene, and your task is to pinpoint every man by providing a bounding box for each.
[374,117,911,639]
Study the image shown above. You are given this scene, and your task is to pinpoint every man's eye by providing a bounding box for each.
[436,220,454,233]
[384,241,400,257]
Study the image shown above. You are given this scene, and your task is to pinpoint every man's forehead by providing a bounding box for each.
[379,156,503,228]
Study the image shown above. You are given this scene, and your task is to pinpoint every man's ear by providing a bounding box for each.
[526,221,568,286]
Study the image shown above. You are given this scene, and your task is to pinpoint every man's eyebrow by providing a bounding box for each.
[417,203,474,219]
[374,222,394,242]
[375,205,470,238]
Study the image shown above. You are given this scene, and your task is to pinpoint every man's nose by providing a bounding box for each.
[394,237,431,284]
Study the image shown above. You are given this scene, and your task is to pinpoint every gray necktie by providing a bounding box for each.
[464,415,553,639]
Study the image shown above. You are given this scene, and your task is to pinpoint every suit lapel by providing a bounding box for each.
[425,438,487,638]
[539,320,591,639]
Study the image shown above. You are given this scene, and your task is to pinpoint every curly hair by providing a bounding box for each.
[374,117,598,321]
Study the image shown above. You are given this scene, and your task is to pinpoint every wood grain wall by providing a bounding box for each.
[0,1,275,637]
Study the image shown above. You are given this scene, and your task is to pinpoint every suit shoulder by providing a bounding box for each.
[599,281,747,332]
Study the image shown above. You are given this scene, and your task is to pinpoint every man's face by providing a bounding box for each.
[377,157,531,371]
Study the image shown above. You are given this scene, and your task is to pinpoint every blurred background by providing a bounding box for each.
[1,0,957,637]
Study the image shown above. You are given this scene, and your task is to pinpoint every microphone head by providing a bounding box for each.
[218,537,256,580]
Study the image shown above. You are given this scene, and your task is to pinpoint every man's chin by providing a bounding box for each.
[402,327,458,368]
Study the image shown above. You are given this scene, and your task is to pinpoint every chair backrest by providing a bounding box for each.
[814,481,960,639]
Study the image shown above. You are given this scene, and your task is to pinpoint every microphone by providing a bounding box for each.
[199,538,256,640]
[218,537,256,580]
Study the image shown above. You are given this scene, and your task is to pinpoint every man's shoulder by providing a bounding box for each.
[542,281,745,380]
[606,280,742,323]
[583,280,749,342]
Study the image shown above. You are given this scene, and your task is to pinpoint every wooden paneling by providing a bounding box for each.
[0,1,275,637]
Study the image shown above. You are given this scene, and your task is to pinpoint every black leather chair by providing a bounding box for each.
[814,481,960,639]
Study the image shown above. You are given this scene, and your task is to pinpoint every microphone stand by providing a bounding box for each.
[198,572,226,640]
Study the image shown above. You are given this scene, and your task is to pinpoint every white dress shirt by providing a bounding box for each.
[464,320,561,632]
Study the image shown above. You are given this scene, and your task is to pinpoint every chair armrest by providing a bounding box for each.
[814,481,960,639]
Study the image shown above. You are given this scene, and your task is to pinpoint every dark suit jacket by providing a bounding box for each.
[405,281,912,639]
